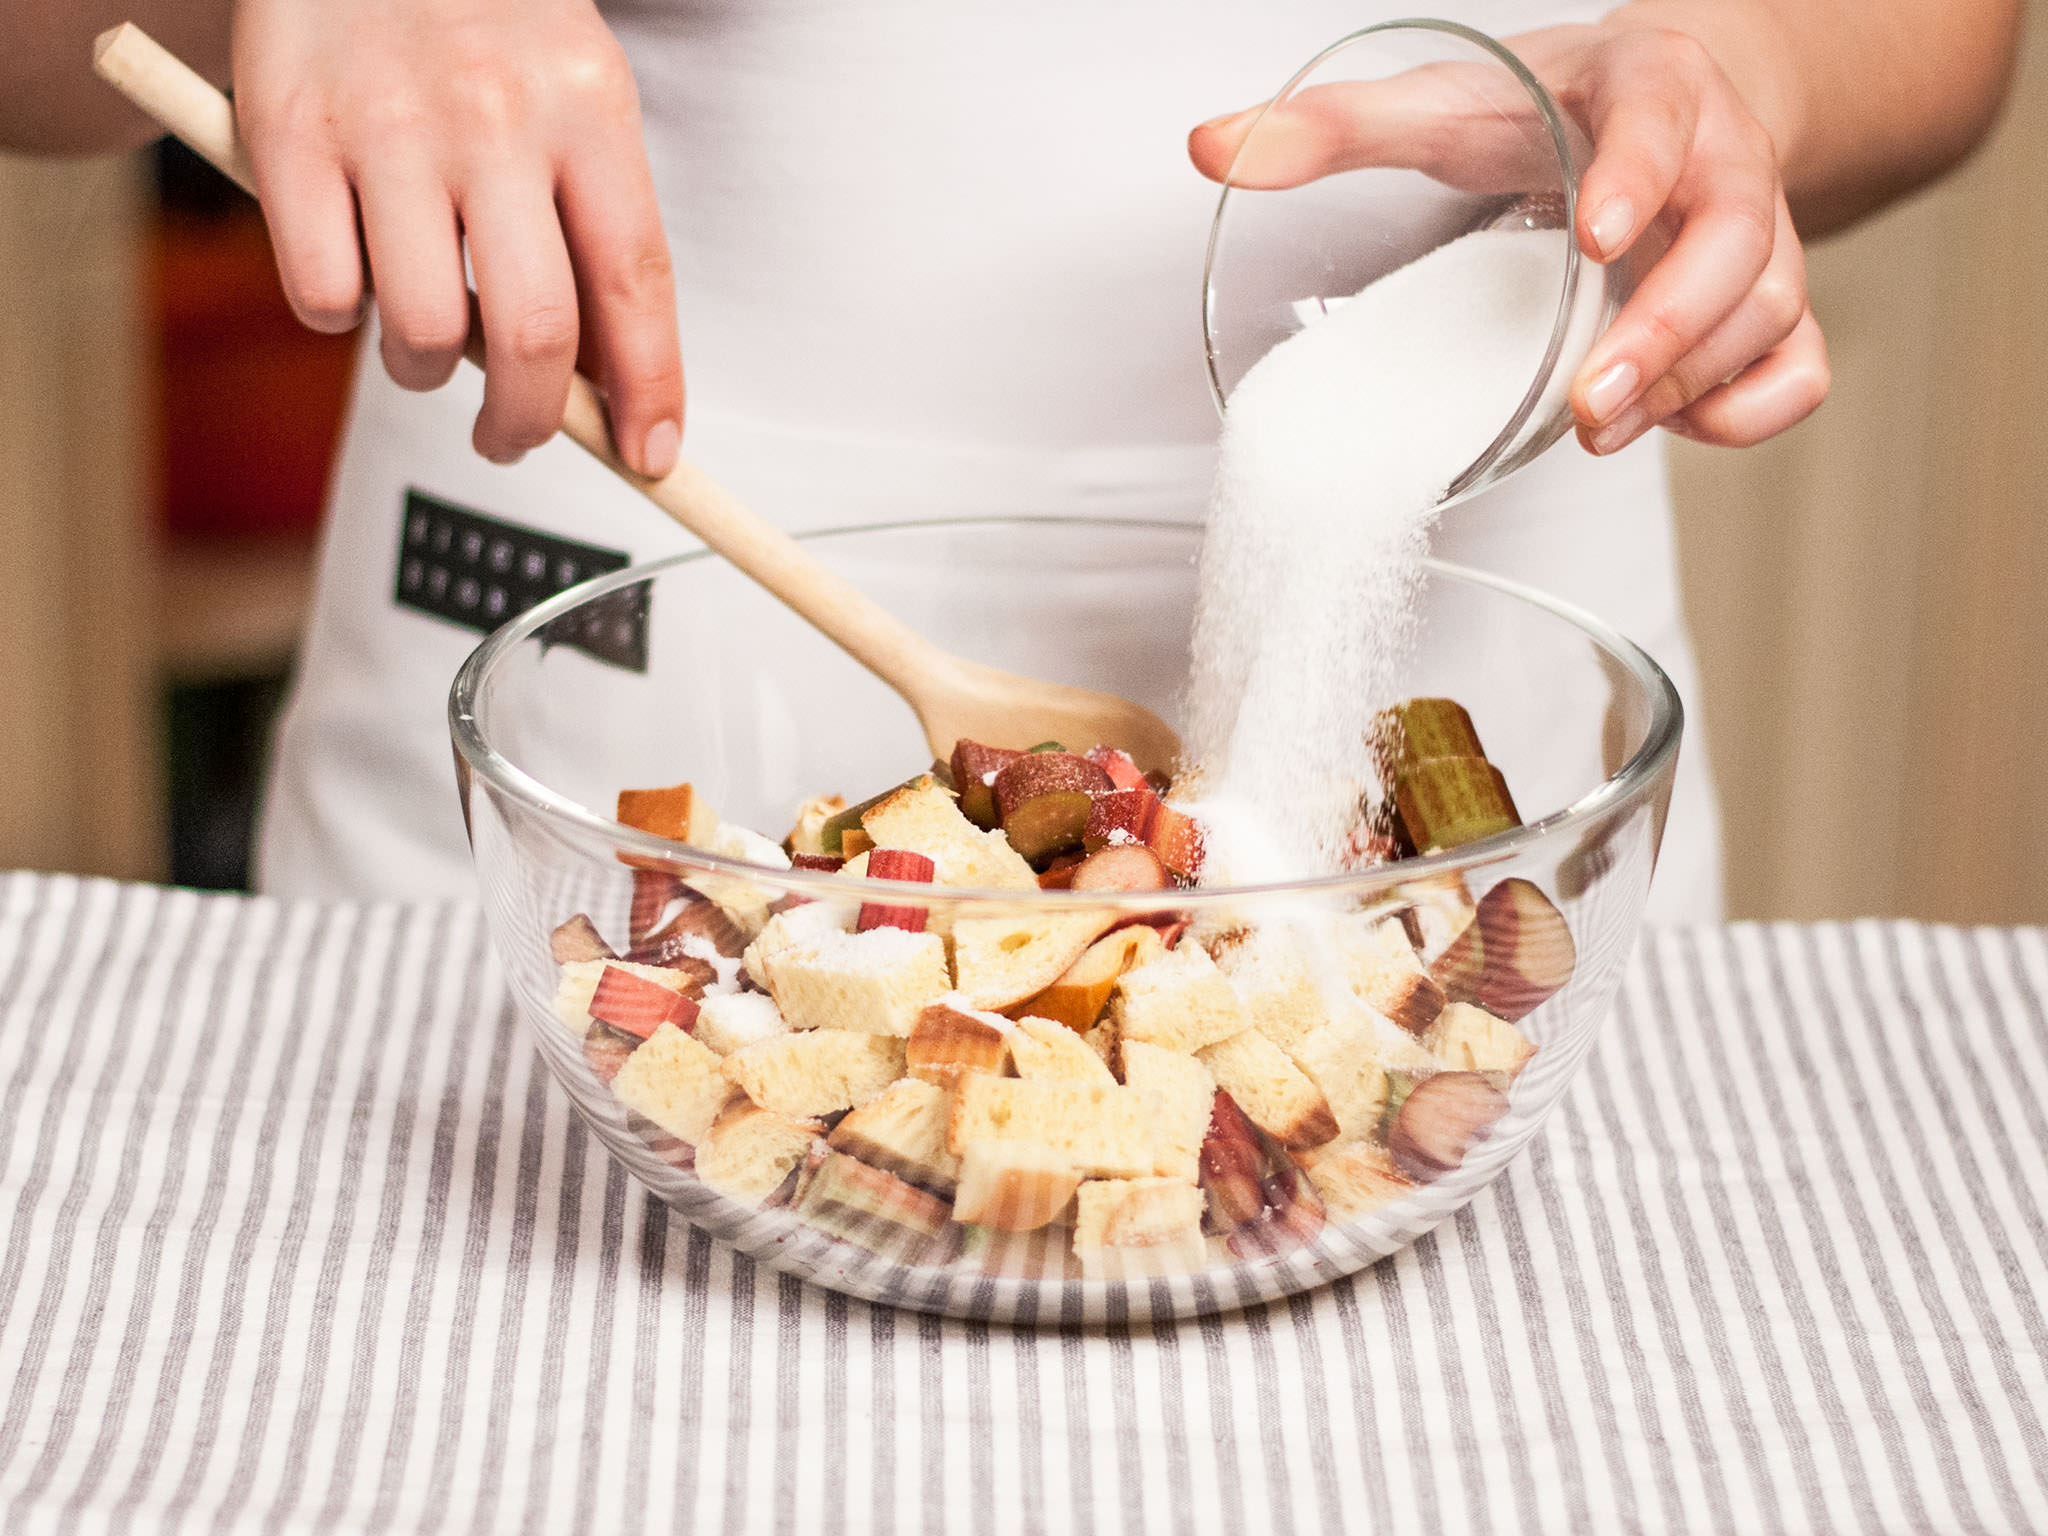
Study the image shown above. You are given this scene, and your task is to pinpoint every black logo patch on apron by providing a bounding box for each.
[395,489,649,672]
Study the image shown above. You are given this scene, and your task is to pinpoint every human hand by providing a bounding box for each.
[231,0,682,472]
[1188,21,1829,455]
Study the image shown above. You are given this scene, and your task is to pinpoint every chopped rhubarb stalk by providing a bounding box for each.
[637,895,748,960]
[1369,697,1488,782]
[1069,844,1170,893]
[1081,789,1205,880]
[1084,745,1150,793]
[1147,803,1206,882]
[791,852,845,872]
[1036,851,1087,890]
[582,1022,639,1086]
[993,753,1115,864]
[1391,756,1521,855]
[549,913,615,965]
[1428,877,1576,1021]
[1387,1071,1509,1183]
[1198,1090,1326,1257]
[587,965,702,1040]
[618,938,717,990]
[1149,918,1190,950]
[628,870,685,944]
[857,848,937,933]
[950,740,1025,829]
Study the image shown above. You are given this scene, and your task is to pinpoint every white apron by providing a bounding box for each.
[257,0,1724,923]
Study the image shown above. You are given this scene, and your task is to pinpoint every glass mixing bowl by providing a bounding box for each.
[1203,20,1631,507]
[450,517,1679,1322]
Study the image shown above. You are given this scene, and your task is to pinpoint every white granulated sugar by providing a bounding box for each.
[694,991,789,1055]
[678,933,745,996]
[1184,227,1577,880]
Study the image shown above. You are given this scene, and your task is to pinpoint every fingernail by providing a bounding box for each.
[1588,196,1635,258]
[642,419,680,478]
[1590,408,1646,456]
[1583,361,1639,424]
[486,448,525,468]
[1198,104,1258,132]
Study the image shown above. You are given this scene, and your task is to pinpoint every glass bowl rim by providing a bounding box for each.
[1200,17,1586,505]
[448,514,1682,910]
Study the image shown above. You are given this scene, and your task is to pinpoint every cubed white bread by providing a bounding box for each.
[947,1073,1153,1179]
[1073,1177,1207,1248]
[827,1078,962,1196]
[766,927,952,1036]
[1080,1024,1117,1066]
[1340,916,1446,1034]
[1210,925,1334,1053]
[742,901,853,991]
[949,1140,1081,1231]
[553,958,694,1035]
[609,1022,737,1146]
[684,823,795,937]
[1289,1013,1391,1142]
[1110,945,1249,1056]
[693,1103,822,1206]
[1196,1029,1340,1149]
[859,774,1038,890]
[1118,1040,1217,1182]
[1008,1017,1116,1085]
[693,991,790,1056]
[905,998,1014,1087]
[1423,1002,1538,1076]
[950,908,1121,1010]
[722,1030,907,1119]
[1298,1139,1414,1219]
[784,794,846,858]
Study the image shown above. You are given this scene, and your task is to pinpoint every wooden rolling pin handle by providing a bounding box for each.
[90,21,949,701]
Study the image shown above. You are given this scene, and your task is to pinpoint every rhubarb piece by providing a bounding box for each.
[1422,1001,1537,1077]
[1341,918,1447,1034]
[693,991,790,1056]
[784,794,847,858]
[950,1140,1081,1231]
[793,1150,951,1260]
[856,848,937,934]
[827,1078,962,1196]
[764,926,952,1036]
[949,907,1121,1011]
[947,1073,1154,1179]
[550,913,615,965]
[553,957,697,1035]
[907,999,1014,1086]
[1119,1039,1217,1183]
[1429,878,1576,1022]
[1035,852,1088,889]
[1197,1090,1327,1257]
[695,1103,823,1206]
[617,781,720,846]
[791,852,845,872]
[1369,697,1488,779]
[1069,844,1170,893]
[1387,1071,1509,1183]
[949,740,1027,829]
[589,964,703,1040]
[1298,1140,1415,1218]
[630,893,748,963]
[1007,1016,1117,1086]
[993,753,1115,863]
[1081,789,1206,881]
[859,773,1038,891]
[721,1030,906,1119]
[629,870,685,945]
[1391,756,1521,854]
[1379,1068,1427,1134]
[1026,740,1066,753]
[1108,944,1248,1055]
[1009,924,1162,1032]
[582,1022,639,1086]
[611,1022,737,1145]
[1085,745,1151,793]
[1196,1030,1341,1149]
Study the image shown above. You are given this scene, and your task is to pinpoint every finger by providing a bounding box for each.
[355,162,469,392]
[557,142,683,477]
[461,174,580,464]
[1663,309,1829,447]
[1570,121,1779,430]
[1568,35,1705,262]
[248,132,367,333]
[1585,200,1805,453]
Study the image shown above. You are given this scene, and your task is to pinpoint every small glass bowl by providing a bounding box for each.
[450,518,1680,1322]
[1203,20,1629,507]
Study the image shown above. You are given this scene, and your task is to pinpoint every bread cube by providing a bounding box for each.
[1009,1017,1116,1086]
[906,998,1014,1087]
[682,822,795,938]
[766,927,952,1036]
[950,1140,1082,1230]
[610,1022,737,1146]
[693,991,790,1056]
[1109,945,1248,1056]
[1210,925,1333,1052]
[1298,1139,1414,1218]
[1340,916,1446,1033]
[1072,1177,1208,1279]
[858,774,1038,890]
[784,794,847,858]
[742,900,853,991]
[1197,1029,1340,1149]
[1119,1040,1217,1182]
[722,1031,906,1119]
[947,1073,1153,1179]
[827,1078,962,1196]
[1422,1002,1537,1077]
[1289,1013,1390,1142]
[694,1103,822,1206]
[950,908,1120,1011]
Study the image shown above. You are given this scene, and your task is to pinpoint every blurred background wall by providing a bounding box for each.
[0,7,2041,918]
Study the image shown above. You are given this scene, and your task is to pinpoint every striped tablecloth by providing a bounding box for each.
[3,871,2046,1535]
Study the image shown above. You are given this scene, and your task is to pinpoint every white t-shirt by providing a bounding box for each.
[256,0,1724,922]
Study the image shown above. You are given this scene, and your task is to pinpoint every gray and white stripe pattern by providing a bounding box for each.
[3,871,2046,1534]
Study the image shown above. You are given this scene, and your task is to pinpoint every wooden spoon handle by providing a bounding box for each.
[93,22,949,700]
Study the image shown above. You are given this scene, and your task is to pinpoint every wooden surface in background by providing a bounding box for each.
[0,153,164,883]
[1668,6,2048,923]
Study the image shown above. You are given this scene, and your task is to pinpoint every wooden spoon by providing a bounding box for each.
[92,23,1184,773]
